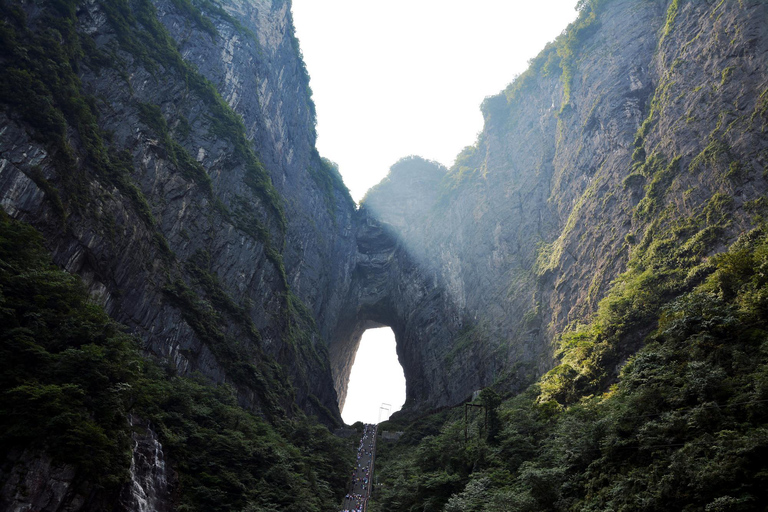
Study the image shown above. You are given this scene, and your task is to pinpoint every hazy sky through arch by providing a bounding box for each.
[341,327,406,425]
[291,0,580,202]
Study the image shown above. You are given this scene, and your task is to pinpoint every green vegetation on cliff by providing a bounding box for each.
[0,0,285,240]
[309,154,353,221]
[0,0,158,228]
[0,0,338,430]
[0,213,141,486]
[369,2,768,509]
[0,213,353,510]
[371,226,768,511]
[478,0,611,123]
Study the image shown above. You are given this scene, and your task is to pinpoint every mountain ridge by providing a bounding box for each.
[1,0,767,509]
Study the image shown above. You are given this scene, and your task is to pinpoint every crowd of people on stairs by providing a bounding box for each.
[340,423,377,512]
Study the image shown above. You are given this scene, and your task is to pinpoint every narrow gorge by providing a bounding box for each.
[1,0,767,510]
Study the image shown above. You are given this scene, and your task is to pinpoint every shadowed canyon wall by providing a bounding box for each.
[2,0,767,422]
[1,0,768,507]
[0,0,356,424]
[329,207,464,412]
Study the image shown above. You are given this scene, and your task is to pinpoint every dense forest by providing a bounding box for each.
[0,212,353,510]
[372,225,768,511]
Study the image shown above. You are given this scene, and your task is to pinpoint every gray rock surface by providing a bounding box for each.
[0,0,355,423]
[1,0,768,507]
[0,451,82,512]
[357,0,768,411]
[330,207,465,412]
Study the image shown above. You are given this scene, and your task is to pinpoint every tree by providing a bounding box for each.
[480,388,502,444]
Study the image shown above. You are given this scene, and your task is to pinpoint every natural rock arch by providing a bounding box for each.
[329,210,464,414]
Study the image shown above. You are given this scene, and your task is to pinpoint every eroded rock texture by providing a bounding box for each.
[1,3,768,507]
[0,0,355,424]
[330,207,464,412]
[357,0,768,411]
[0,450,93,512]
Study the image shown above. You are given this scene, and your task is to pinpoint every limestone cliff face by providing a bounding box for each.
[2,0,768,505]
[0,0,362,504]
[330,206,465,412]
[0,0,356,424]
[2,0,766,425]
[333,158,501,412]
[361,0,768,408]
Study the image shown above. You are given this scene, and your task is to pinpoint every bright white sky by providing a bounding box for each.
[291,0,579,202]
[291,1,580,424]
[341,328,405,424]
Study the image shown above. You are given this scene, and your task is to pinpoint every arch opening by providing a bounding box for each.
[341,327,406,425]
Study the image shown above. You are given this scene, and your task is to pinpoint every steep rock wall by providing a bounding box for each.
[1,0,766,453]
[330,207,465,412]
[0,0,356,425]
[360,0,768,406]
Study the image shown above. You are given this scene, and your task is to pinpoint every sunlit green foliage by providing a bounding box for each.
[633,155,680,220]
[537,183,734,405]
[371,227,768,511]
[556,0,607,109]
[659,0,681,49]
